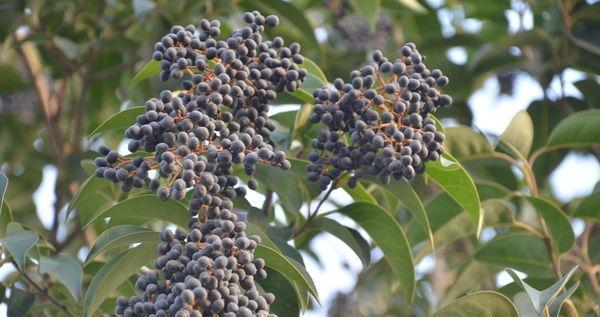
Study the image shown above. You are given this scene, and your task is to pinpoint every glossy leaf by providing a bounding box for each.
[258,267,301,317]
[254,245,319,301]
[129,60,160,87]
[395,0,427,13]
[334,202,415,301]
[475,231,553,278]
[39,255,83,302]
[574,191,600,221]
[309,216,371,268]
[83,194,189,228]
[66,174,112,218]
[430,291,519,317]
[85,225,159,264]
[82,244,157,317]
[426,152,482,236]
[301,57,327,85]
[500,110,534,157]
[88,107,145,137]
[0,224,39,270]
[546,109,600,148]
[444,126,493,159]
[523,196,574,253]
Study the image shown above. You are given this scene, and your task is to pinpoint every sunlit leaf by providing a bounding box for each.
[88,107,145,137]
[85,225,159,264]
[499,110,534,157]
[130,60,160,87]
[39,255,83,302]
[431,291,519,317]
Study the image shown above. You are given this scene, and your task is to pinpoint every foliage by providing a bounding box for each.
[0,0,598,316]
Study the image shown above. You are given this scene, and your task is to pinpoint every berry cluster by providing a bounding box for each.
[115,215,275,317]
[307,44,451,189]
[93,11,303,317]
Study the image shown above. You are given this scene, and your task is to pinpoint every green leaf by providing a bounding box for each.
[0,202,13,238]
[546,109,600,148]
[430,291,519,317]
[88,107,145,137]
[349,0,381,29]
[258,267,300,317]
[254,245,319,301]
[302,57,327,85]
[334,202,415,301]
[82,244,156,317]
[445,126,493,160]
[83,194,189,228]
[39,255,83,302]
[506,266,578,315]
[286,88,313,104]
[67,174,112,218]
[7,287,35,317]
[475,232,553,278]
[574,191,600,221]
[130,60,160,87]
[522,196,574,253]
[500,110,534,158]
[308,216,371,268]
[367,180,434,250]
[85,225,160,264]
[0,63,28,93]
[0,224,39,270]
[443,261,500,304]
[344,179,377,205]
[426,152,482,236]
[574,78,600,106]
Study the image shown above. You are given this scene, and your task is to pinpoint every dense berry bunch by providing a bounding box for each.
[115,212,275,317]
[92,11,302,317]
[93,10,299,213]
[307,44,451,189]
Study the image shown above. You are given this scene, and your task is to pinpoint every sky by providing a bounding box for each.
[2,1,600,316]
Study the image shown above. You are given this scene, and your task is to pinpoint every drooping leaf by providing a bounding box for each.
[334,202,415,301]
[0,224,39,270]
[83,194,189,228]
[88,107,145,137]
[546,109,600,149]
[258,267,301,317]
[522,196,574,253]
[39,255,83,302]
[548,282,579,317]
[254,245,319,301]
[426,152,482,236]
[574,191,600,221]
[475,232,554,278]
[306,216,371,268]
[66,174,113,218]
[430,291,519,317]
[82,244,157,317]
[85,225,160,264]
[499,110,534,158]
[130,60,161,87]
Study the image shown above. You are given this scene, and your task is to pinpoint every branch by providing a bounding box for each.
[261,189,274,218]
[293,177,341,238]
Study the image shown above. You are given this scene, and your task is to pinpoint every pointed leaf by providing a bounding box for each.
[82,244,157,317]
[445,126,493,160]
[258,267,300,317]
[547,109,600,148]
[394,0,427,13]
[334,202,415,301]
[66,174,113,218]
[88,107,145,137]
[0,171,7,207]
[426,152,482,236]
[500,110,534,157]
[254,245,319,301]
[130,60,160,87]
[349,0,381,28]
[301,57,327,85]
[0,202,12,238]
[0,224,39,270]
[39,255,83,302]
[309,216,371,268]
[574,191,600,221]
[83,194,189,228]
[475,232,553,278]
[523,196,574,253]
[548,282,579,317]
[85,225,159,264]
[430,291,519,317]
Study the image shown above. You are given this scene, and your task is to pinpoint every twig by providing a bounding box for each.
[13,260,77,317]
[293,177,341,238]
[261,189,274,218]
